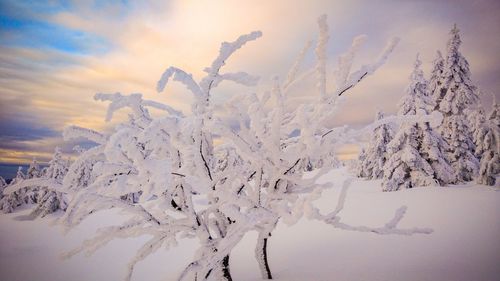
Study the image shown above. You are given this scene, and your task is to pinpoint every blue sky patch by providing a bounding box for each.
[0,118,59,144]
[0,1,111,55]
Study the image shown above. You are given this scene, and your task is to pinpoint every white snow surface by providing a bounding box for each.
[0,168,499,281]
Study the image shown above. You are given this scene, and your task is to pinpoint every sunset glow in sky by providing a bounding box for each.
[0,0,499,171]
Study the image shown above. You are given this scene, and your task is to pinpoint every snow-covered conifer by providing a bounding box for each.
[0,176,7,197]
[489,102,500,127]
[477,103,500,186]
[30,147,70,217]
[2,149,71,216]
[62,127,107,191]
[477,129,499,186]
[314,150,341,170]
[360,111,394,179]
[429,50,444,109]
[469,106,487,156]
[383,55,454,191]
[13,166,25,184]
[30,190,67,218]
[0,167,25,212]
[45,147,68,182]
[356,148,368,177]
[0,191,19,213]
[23,158,44,204]
[438,25,479,114]
[437,25,480,182]
[27,158,41,179]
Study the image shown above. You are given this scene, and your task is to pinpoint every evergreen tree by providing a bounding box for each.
[26,158,41,179]
[438,25,479,114]
[429,50,444,109]
[44,147,68,183]
[12,166,25,184]
[383,55,455,191]
[356,148,368,178]
[489,102,500,127]
[30,147,70,217]
[0,149,71,216]
[315,150,341,170]
[477,103,500,186]
[360,111,394,179]
[477,130,499,186]
[437,25,480,182]
[0,168,25,213]
[469,106,487,157]
[0,176,7,198]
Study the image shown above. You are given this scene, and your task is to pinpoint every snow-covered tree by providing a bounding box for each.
[429,50,444,109]
[27,158,42,179]
[62,126,107,192]
[0,176,7,197]
[22,158,45,205]
[313,149,341,170]
[469,106,487,157]
[437,25,480,182]
[30,147,70,218]
[356,148,368,177]
[60,30,265,281]
[438,25,479,114]
[0,167,25,213]
[477,129,499,186]
[477,103,500,186]
[383,55,455,191]
[44,147,68,182]
[3,15,436,281]
[359,111,394,179]
[12,166,25,184]
[1,148,72,217]
[489,102,500,127]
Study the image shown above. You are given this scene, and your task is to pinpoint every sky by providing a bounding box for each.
[0,0,499,177]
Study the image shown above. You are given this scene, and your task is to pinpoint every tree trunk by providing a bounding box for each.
[255,234,273,279]
[221,255,232,281]
[203,254,232,281]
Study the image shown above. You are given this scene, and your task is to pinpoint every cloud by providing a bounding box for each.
[0,0,499,164]
[0,118,58,143]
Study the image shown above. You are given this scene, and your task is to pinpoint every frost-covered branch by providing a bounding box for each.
[157,31,262,116]
[322,111,444,145]
[316,14,329,101]
[94,92,182,124]
[334,35,367,89]
[63,125,107,144]
[283,40,313,91]
[335,37,400,99]
[4,178,62,195]
[157,67,203,98]
[200,31,262,97]
[319,177,433,235]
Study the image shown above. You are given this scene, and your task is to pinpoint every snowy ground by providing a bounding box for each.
[1,168,499,281]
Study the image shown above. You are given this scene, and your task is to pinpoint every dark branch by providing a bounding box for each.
[199,137,213,181]
[284,159,301,175]
[321,129,334,138]
[237,171,257,195]
[338,71,368,97]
